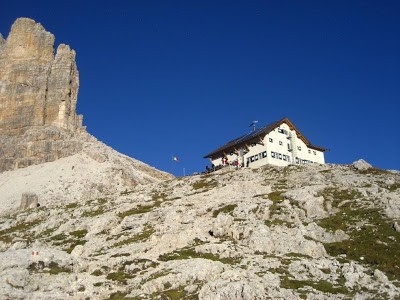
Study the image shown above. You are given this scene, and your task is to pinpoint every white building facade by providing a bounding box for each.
[204,118,326,169]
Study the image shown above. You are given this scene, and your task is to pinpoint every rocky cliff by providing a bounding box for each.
[0,161,399,299]
[0,18,84,172]
[0,18,172,185]
[0,18,81,135]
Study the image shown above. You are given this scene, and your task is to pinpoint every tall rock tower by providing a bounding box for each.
[0,17,172,204]
[0,18,87,172]
[0,18,83,134]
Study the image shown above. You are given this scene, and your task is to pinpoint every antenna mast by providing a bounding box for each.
[251,120,258,132]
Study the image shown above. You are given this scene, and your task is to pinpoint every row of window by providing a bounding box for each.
[250,151,314,164]
[271,151,290,161]
[247,151,267,163]
[269,138,286,146]
[308,149,317,155]
[296,158,314,164]
[247,150,290,163]
[246,150,317,165]
[268,138,318,156]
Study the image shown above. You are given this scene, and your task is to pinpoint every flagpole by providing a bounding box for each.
[183,168,185,176]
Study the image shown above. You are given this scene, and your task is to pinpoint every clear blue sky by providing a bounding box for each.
[1,1,399,175]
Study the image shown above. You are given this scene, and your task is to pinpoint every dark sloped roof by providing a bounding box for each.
[204,117,326,159]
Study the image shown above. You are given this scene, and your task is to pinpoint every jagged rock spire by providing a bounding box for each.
[0,18,83,135]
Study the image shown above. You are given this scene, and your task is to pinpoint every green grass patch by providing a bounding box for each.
[267,191,286,219]
[111,253,131,258]
[48,232,87,254]
[97,198,108,205]
[264,218,293,227]
[158,247,240,265]
[70,229,88,239]
[268,191,284,202]
[106,292,134,300]
[318,187,362,208]
[118,205,155,218]
[146,286,199,300]
[212,204,237,217]
[388,182,400,191]
[280,278,349,295]
[113,224,154,247]
[163,288,187,299]
[66,202,79,209]
[36,227,58,238]
[0,219,42,243]
[82,206,106,217]
[192,178,217,190]
[285,252,312,259]
[273,179,288,190]
[146,269,172,282]
[151,191,168,201]
[253,193,269,199]
[63,239,86,254]
[51,233,67,241]
[47,261,72,274]
[120,189,134,195]
[106,271,134,284]
[132,258,159,270]
[91,269,103,276]
[319,202,400,281]
[357,168,390,175]
[28,261,71,274]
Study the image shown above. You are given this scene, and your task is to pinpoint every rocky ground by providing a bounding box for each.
[0,129,172,215]
[0,160,399,299]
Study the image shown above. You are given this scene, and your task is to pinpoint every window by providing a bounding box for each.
[313,151,316,155]
[271,152,276,158]
[297,146,301,151]
[262,151,267,158]
[279,154,282,160]
[269,138,273,143]
[278,128,283,133]
[279,141,283,146]
[283,155,287,161]
[308,149,311,154]
[295,157,299,164]
[250,156,255,162]
[254,155,259,161]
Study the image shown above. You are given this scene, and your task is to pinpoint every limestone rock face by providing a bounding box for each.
[0,18,85,172]
[0,18,82,134]
[0,126,83,172]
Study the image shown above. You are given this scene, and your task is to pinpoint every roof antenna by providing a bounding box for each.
[250,120,258,132]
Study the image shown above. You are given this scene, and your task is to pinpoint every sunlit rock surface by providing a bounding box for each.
[0,160,399,299]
